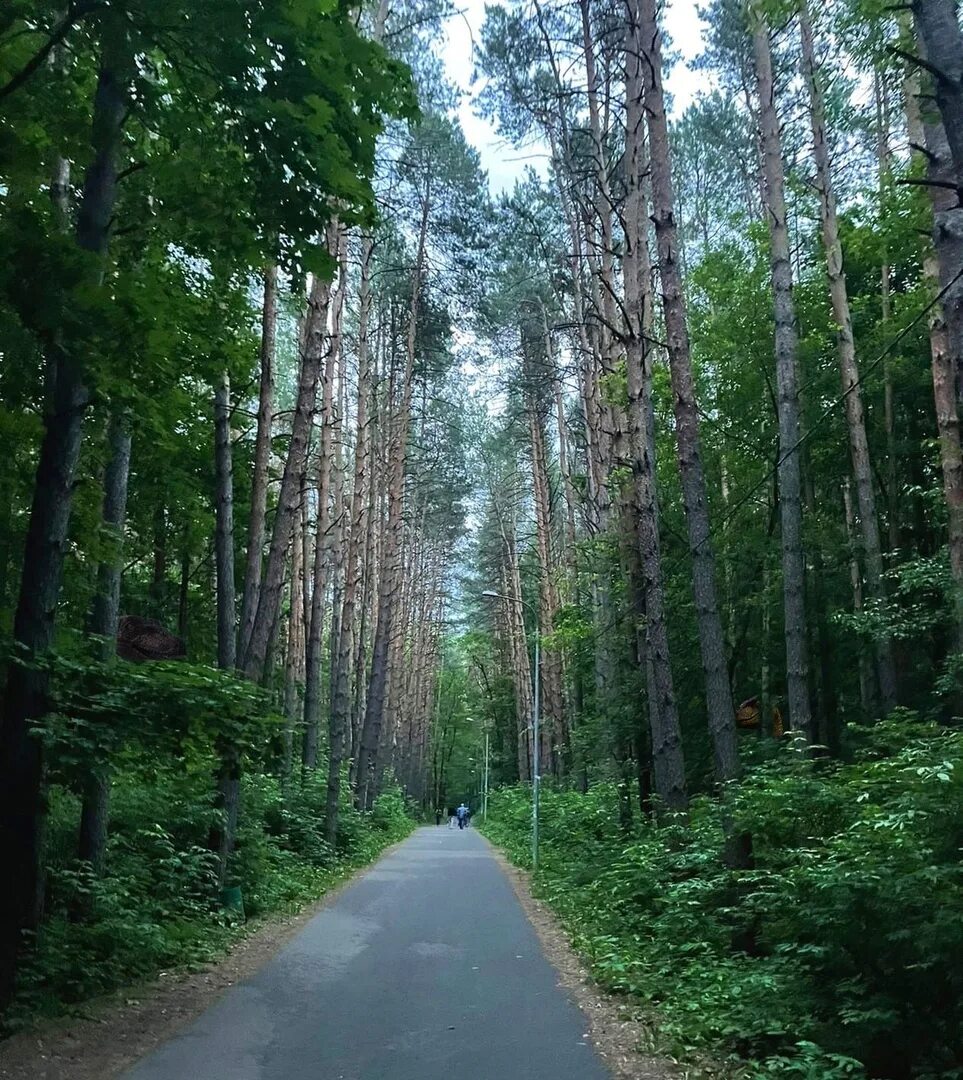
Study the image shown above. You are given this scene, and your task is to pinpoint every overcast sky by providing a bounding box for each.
[441,0,712,193]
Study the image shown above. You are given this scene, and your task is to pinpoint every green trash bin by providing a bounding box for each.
[220,884,245,919]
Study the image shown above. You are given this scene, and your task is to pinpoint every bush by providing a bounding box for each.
[482,721,963,1079]
[8,764,414,1027]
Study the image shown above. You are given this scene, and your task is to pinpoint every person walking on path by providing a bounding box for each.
[456,803,469,830]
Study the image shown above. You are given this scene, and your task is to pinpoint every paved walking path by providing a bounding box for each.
[124,826,609,1080]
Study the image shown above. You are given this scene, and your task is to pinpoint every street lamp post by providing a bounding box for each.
[483,726,490,821]
[481,589,540,870]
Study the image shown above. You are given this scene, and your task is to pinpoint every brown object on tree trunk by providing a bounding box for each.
[116,615,186,662]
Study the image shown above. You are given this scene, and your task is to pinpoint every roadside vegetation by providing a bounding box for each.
[483,720,963,1079]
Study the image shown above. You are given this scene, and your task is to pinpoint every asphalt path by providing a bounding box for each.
[124,825,610,1080]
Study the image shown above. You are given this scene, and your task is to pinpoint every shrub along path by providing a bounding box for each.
[123,826,609,1080]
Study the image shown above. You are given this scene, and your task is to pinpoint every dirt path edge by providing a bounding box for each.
[482,835,678,1080]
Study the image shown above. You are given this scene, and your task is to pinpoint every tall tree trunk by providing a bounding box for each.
[503,539,534,782]
[912,0,963,190]
[843,479,878,717]
[282,505,306,789]
[527,391,563,775]
[211,374,240,888]
[752,14,813,741]
[328,237,375,843]
[622,11,688,815]
[800,5,897,714]
[638,0,739,783]
[904,29,963,648]
[177,522,190,641]
[151,503,167,618]
[78,412,131,880]
[242,271,331,682]
[356,187,430,810]
[214,371,237,671]
[876,74,900,554]
[238,264,277,663]
[303,227,346,769]
[0,20,130,1009]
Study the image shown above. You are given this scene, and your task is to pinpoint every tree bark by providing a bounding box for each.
[752,14,813,742]
[303,226,346,769]
[242,271,331,682]
[356,186,430,810]
[214,371,237,671]
[0,19,130,1008]
[77,412,132,880]
[328,237,375,843]
[526,378,563,775]
[638,0,739,784]
[238,264,277,663]
[875,74,900,554]
[800,5,897,714]
[622,8,688,815]
[903,30,963,649]
[843,478,878,717]
[913,0,963,190]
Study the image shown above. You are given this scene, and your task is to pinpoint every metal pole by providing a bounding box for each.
[483,730,490,820]
[532,629,540,871]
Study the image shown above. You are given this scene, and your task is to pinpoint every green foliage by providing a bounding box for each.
[483,720,963,1079]
[7,766,413,1028]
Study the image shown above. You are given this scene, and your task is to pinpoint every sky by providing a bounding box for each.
[440,0,713,194]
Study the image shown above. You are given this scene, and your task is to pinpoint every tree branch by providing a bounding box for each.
[0,1,100,102]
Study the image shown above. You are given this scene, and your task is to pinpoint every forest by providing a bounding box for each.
[1,0,962,1076]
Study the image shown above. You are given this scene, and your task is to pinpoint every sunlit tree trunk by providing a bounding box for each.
[242,265,332,682]
[356,187,430,809]
[304,225,346,769]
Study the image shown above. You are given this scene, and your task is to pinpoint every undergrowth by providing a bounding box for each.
[8,767,412,1029]
[482,718,963,1080]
